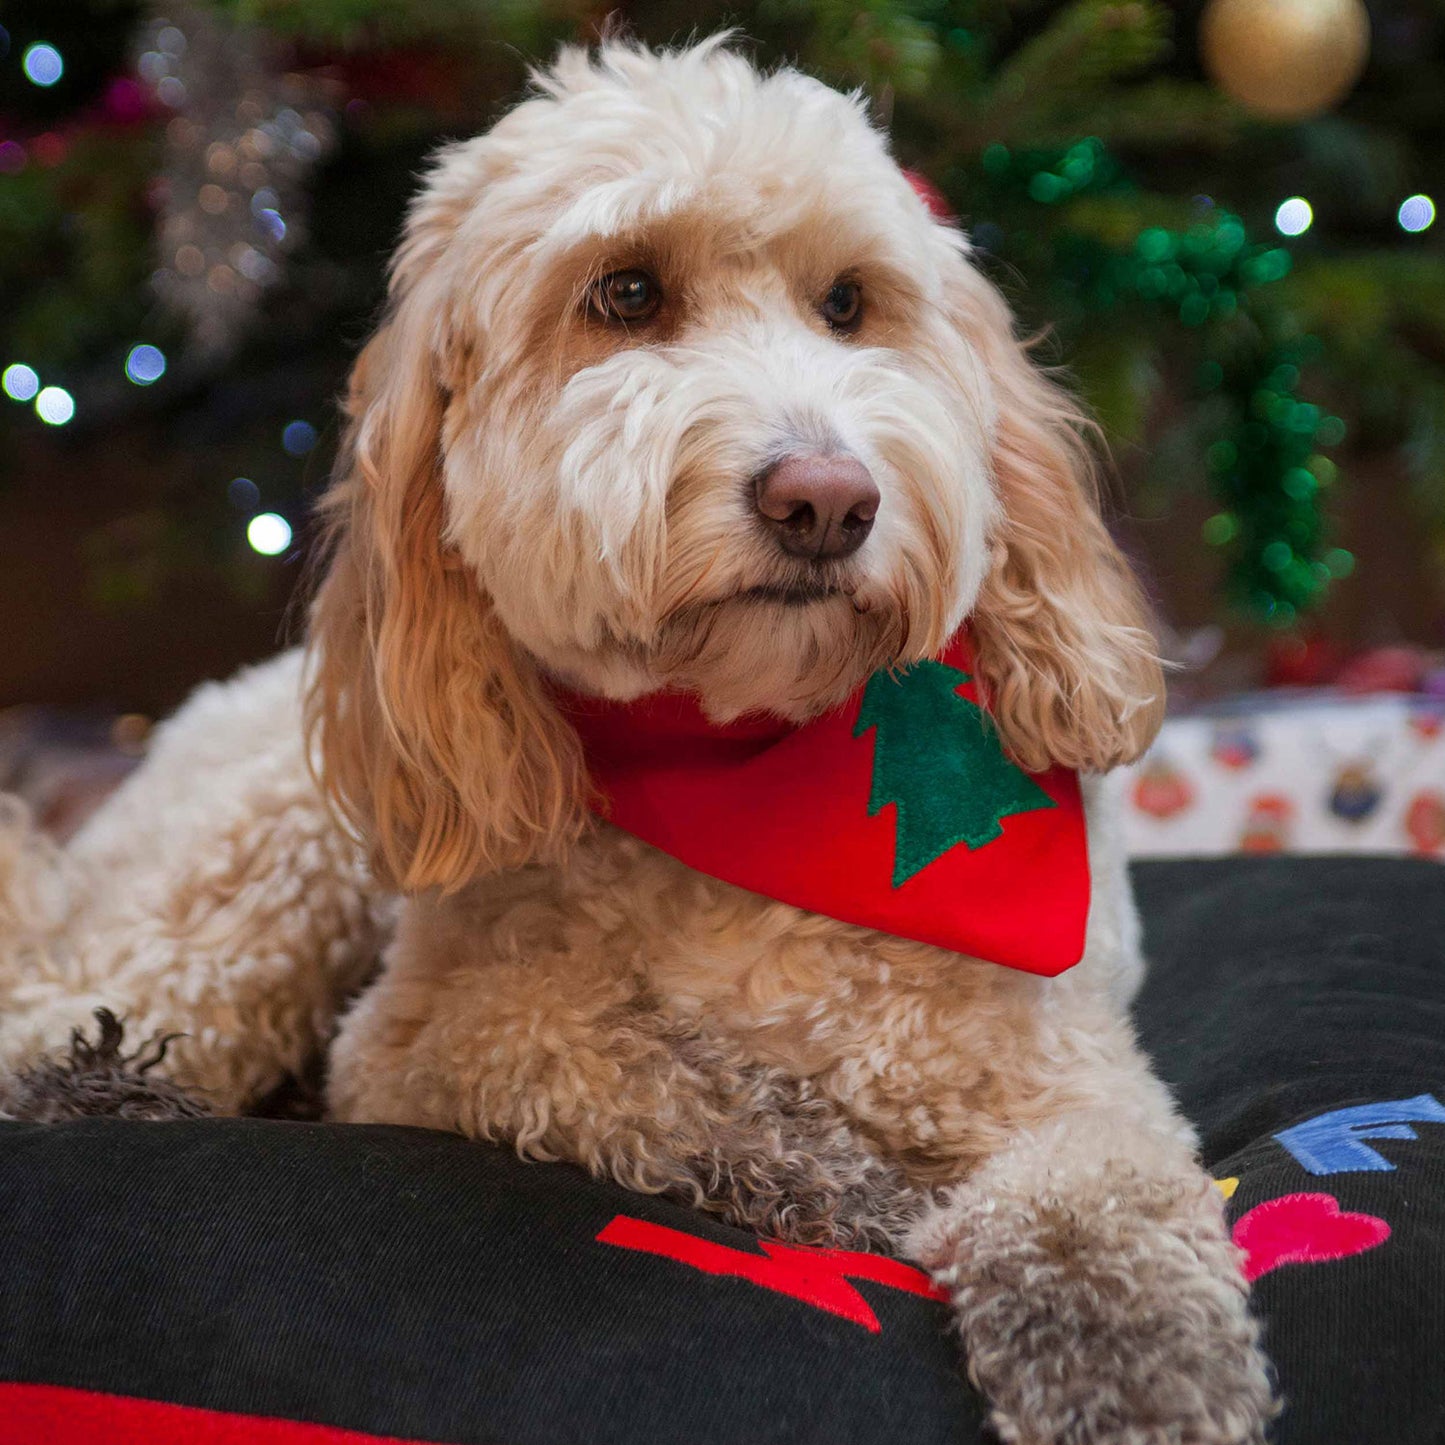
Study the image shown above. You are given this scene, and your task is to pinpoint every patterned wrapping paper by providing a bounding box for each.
[1117,693,1445,860]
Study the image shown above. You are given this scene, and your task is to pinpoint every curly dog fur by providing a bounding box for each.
[0,38,1275,1443]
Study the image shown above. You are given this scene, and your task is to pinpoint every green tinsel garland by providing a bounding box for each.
[958,138,1346,625]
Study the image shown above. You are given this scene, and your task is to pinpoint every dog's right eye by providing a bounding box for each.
[588,270,663,325]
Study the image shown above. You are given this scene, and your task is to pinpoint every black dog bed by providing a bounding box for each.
[2,857,1443,1444]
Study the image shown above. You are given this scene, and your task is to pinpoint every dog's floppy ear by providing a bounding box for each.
[305,166,586,893]
[944,259,1165,773]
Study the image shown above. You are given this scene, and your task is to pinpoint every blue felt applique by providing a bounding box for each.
[1274,1093,1445,1175]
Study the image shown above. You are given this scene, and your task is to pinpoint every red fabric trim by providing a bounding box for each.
[903,168,955,222]
[1232,1191,1391,1282]
[556,631,1090,976]
[0,1382,432,1445]
[597,1214,948,1332]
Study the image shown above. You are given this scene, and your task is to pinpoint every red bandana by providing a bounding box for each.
[553,632,1089,976]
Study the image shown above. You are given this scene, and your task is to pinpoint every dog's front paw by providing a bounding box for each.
[908,1174,1277,1445]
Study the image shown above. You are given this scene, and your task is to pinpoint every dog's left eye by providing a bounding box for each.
[820,279,863,332]
[588,270,663,325]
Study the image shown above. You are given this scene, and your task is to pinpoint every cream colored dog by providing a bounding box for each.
[0,39,1275,1444]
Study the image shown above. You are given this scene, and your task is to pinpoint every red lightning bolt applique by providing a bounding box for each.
[597,1215,949,1332]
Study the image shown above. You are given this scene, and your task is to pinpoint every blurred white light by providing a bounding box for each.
[125,343,167,385]
[282,419,317,456]
[1274,197,1313,237]
[247,512,292,555]
[2,363,40,402]
[255,208,286,243]
[34,386,74,425]
[22,43,63,87]
[1398,194,1436,234]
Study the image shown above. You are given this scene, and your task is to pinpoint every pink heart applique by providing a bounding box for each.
[1233,1192,1391,1282]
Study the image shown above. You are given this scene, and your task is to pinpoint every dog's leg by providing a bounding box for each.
[0,651,386,1114]
[329,943,914,1248]
[661,1027,921,1249]
[902,1023,1275,1445]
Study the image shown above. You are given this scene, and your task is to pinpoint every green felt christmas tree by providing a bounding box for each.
[854,661,1055,887]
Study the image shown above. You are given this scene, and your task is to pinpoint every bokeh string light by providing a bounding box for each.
[1398,195,1436,234]
[1274,197,1314,237]
[21,43,64,87]
[281,419,317,456]
[34,386,75,426]
[228,477,261,510]
[2,364,41,403]
[124,344,167,386]
[246,512,292,556]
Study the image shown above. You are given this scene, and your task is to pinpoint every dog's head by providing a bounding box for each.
[307,37,1163,891]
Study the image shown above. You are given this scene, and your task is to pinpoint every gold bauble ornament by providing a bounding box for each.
[1201,0,1370,121]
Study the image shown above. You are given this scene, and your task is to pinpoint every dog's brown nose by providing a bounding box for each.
[754,454,879,561]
